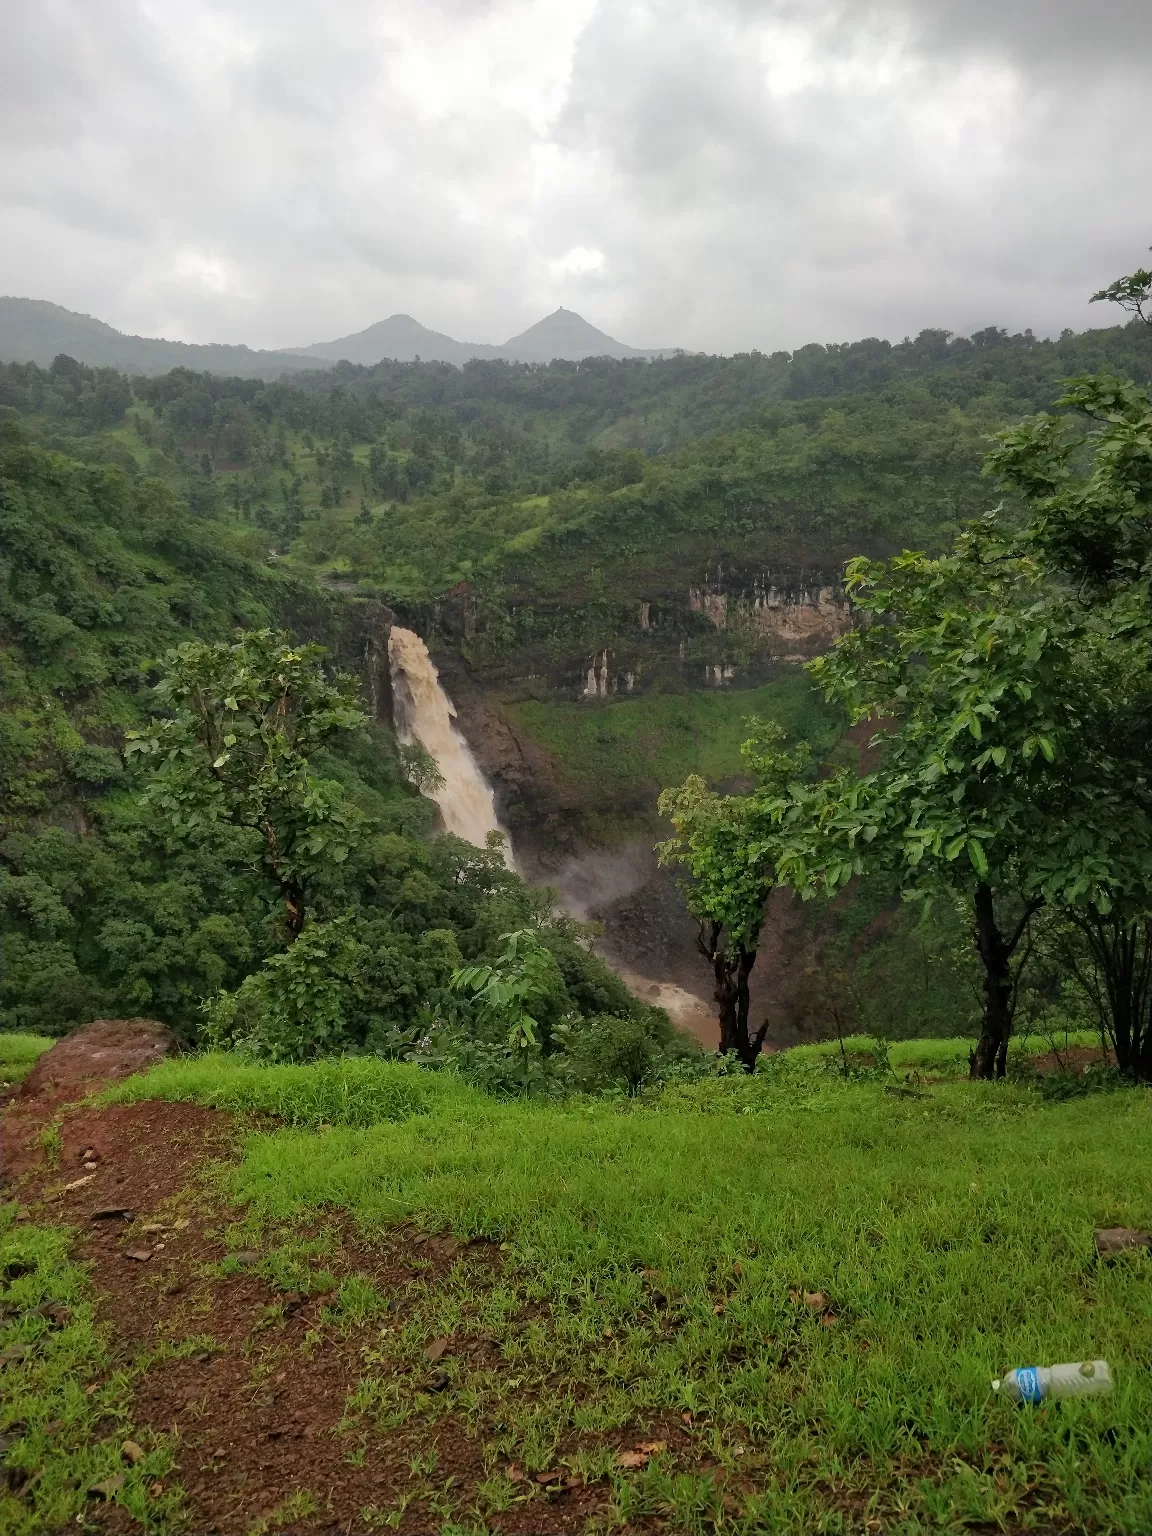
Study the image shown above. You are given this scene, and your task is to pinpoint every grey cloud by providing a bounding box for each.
[0,0,1149,355]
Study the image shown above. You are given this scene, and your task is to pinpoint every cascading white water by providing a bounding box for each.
[387,627,716,1043]
[387,626,514,866]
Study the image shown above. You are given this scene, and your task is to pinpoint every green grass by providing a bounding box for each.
[0,1205,184,1534]
[507,674,844,795]
[106,1053,478,1127]
[792,1032,1105,1076]
[115,1049,1152,1533]
[0,1035,55,1087]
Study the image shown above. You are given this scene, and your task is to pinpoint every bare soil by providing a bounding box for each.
[1028,1045,1115,1076]
[1,1036,701,1535]
[2,1019,180,1179]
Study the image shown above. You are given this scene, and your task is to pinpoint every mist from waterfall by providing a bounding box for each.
[387,626,514,866]
[387,625,716,1042]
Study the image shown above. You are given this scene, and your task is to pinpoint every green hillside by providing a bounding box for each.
[5,311,1152,1042]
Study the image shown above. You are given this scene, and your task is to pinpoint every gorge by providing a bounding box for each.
[386,621,720,1042]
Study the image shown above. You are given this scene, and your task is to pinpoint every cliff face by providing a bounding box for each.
[687,567,852,657]
[424,559,850,871]
[388,565,854,1050]
[426,561,850,704]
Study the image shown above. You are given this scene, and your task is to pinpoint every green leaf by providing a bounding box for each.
[966,839,988,877]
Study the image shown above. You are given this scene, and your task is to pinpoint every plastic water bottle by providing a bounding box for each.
[993,1360,1113,1403]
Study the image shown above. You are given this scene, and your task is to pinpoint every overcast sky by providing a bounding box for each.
[2,0,1149,354]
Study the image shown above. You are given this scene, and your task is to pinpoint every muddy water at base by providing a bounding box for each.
[613,968,719,1048]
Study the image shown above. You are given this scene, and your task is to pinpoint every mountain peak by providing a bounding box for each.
[499,308,645,361]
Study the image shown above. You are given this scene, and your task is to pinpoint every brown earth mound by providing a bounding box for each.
[18,1018,179,1103]
[2,1017,179,1180]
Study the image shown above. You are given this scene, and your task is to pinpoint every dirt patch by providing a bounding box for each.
[1028,1045,1115,1076]
[4,1096,708,1534]
[2,1018,179,1179]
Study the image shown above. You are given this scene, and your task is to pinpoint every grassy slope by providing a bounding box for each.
[110,1052,1152,1534]
[505,675,844,803]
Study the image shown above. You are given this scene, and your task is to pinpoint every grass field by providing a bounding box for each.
[110,1050,1152,1534]
[0,1207,182,1536]
[506,675,845,797]
[0,1034,54,1087]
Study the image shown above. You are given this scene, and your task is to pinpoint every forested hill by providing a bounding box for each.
[5,316,1152,698]
[277,317,1152,453]
[0,418,647,1039]
[5,311,1151,1038]
[0,297,320,379]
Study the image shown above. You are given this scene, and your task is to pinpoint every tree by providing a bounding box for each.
[658,721,808,1069]
[1091,249,1152,326]
[127,629,366,941]
[987,374,1152,593]
[777,528,1149,1078]
[982,372,1152,1076]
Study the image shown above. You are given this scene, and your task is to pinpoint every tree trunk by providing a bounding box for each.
[283,883,306,941]
[1071,911,1152,1081]
[700,923,769,1071]
[970,882,1014,1080]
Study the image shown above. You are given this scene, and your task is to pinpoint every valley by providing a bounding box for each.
[5,291,1152,1535]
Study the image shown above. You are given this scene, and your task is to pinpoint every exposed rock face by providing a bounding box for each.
[688,568,852,657]
[359,600,396,726]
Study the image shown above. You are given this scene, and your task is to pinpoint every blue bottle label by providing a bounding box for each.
[1015,1367,1044,1403]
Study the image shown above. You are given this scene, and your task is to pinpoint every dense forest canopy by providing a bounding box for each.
[4,304,1152,1068]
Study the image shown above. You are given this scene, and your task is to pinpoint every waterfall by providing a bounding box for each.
[387,626,514,866]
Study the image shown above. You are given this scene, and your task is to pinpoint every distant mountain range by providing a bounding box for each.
[0,297,673,378]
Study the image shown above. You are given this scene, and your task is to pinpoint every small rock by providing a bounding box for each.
[124,1248,152,1263]
[536,1469,563,1484]
[228,1250,261,1268]
[121,1440,145,1465]
[63,1174,97,1192]
[424,1336,449,1363]
[88,1473,125,1499]
[1094,1227,1152,1257]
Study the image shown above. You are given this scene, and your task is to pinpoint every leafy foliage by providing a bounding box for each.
[450,929,563,1055]
[127,629,366,938]
[770,372,1152,1075]
[658,721,810,1066]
